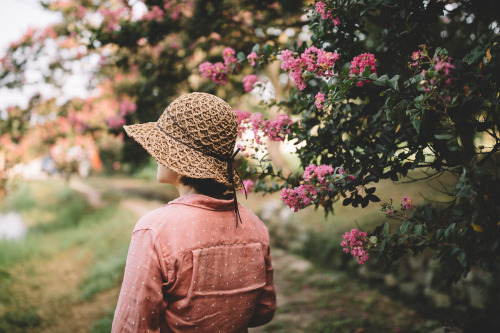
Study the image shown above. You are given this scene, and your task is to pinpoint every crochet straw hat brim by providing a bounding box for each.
[123,92,243,190]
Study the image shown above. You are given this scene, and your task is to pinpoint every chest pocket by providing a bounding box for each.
[191,243,266,295]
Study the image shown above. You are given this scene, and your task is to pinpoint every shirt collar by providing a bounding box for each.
[167,193,235,211]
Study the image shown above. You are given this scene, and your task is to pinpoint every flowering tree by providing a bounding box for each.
[0,0,304,192]
[200,0,500,284]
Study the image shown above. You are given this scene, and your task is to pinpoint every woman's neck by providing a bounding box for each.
[176,183,198,197]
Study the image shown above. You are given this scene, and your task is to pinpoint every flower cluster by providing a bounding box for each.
[350,53,377,87]
[98,7,128,33]
[421,57,455,91]
[402,196,415,210]
[315,1,340,26]
[279,46,340,90]
[241,179,255,194]
[410,50,424,67]
[414,50,455,104]
[199,47,239,85]
[281,185,318,212]
[247,52,258,67]
[341,228,370,264]
[382,196,416,216]
[243,74,259,92]
[303,164,334,183]
[141,5,164,21]
[266,113,293,141]
[199,62,227,85]
[234,110,293,146]
[315,92,325,109]
[119,100,137,117]
[281,164,356,212]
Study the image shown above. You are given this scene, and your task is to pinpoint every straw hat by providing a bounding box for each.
[124,92,243,190]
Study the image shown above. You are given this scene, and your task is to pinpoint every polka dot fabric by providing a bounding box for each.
[123,92,243,190]
[112,194,276,332]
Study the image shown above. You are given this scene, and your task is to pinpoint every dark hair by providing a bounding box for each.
[179,176,232,199]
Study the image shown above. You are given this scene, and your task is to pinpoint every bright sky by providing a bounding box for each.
[0,0,61,53]
[0,0,100,110]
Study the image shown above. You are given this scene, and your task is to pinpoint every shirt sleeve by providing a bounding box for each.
[248,245,277,327]
[112,229,167,333]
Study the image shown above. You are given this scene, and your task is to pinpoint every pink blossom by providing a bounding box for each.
[198,46,241,85]
[279,49,297,71]
[77,6,87,19]
[99,7,128,33]
[332,17,340,26]
[303,164,334,184]
[411,50,424,61]
[279,47,339,90]
[106,115,126,129]
[141,5,164,21]
[315,1,331,20]
[350,53,376,87]
[315,92,325,109]
[198,61,228,85]
[164,1,173,11]
[402,196,415,210]
[119,100,137,116]
[241,179,255,194]
[289,70,306,90]
[250,113,268,144]
[234,109,251,125]
[267,113,293,141]
[247,52,258,67]
[281,185,317,212]
[433,56,455,76]
[234,109,251,136]
[243,74,259,92]
[223,47,238,68]
[341,228,370,264]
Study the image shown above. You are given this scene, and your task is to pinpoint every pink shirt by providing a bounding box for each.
[112,194,276,332]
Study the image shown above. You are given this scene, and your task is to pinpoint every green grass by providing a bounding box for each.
[0,309,42,333]
[90,307,116,333]
[0,179,137,332]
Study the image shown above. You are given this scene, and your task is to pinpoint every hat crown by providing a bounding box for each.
[158,92,238,158]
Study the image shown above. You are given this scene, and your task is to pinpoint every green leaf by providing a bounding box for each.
[379,239,386,251]
[444,223,456,241]
[362,65,371,77]
[342,198,352,206]
[263,44,274,56]
[458,251,467,268]
[457,185,473,198]
[236,51,246,62]
[413,94,424,103]
[414,224,423,236]
[434,133,453,140]
[382,222,389,235]
[251,43,260,54]
[400,220,410,234]
[389,75,400,91]
[411,116,422,134]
